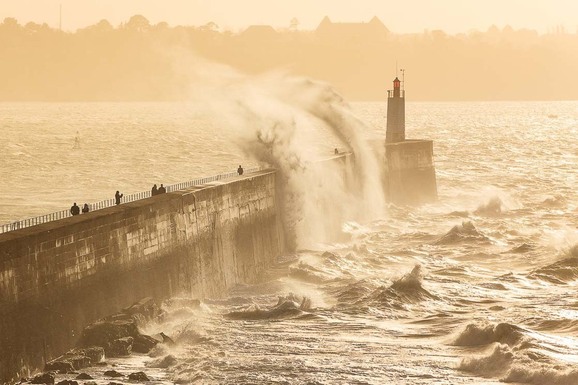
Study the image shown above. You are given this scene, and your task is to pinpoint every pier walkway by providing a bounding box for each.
[0,167,260,234]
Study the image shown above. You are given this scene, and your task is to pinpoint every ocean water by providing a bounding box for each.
[2,101,578,384]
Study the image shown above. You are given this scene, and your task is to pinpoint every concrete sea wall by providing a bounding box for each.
[0,170,284,384]
[385,139,438,204]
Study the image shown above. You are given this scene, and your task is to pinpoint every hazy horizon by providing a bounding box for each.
[2,1,578,101]
[3,0,578,34]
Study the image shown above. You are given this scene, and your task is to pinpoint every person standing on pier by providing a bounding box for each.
[70,203,80,216]
[151,184,158,196]
[115,191,123,205]
[82,203,90,213]
[158,184,166,194]
[237,165,244,175]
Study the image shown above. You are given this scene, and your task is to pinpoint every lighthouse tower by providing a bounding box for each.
[386,77,405,143]
[383,73,437,204]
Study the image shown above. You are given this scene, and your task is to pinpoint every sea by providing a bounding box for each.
[1,100,578,384]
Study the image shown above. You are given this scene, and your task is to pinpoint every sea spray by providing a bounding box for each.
[173,53,385,249]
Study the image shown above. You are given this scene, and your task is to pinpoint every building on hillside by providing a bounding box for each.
[239,25,278,42]
[315,16,389,42]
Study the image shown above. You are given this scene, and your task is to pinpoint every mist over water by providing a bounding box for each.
[1,98,578,383]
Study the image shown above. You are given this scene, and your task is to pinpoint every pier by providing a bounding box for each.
[0,167,282,383]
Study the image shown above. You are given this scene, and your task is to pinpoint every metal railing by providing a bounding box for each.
[0,167,261,235]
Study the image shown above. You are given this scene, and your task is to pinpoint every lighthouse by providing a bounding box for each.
[386,77,405,143]
[383,73,438,204]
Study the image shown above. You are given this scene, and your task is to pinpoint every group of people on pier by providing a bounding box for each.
[151,184,166,196]
[69,203,90,216]
[70,190,124,216]
[68,165,246,217]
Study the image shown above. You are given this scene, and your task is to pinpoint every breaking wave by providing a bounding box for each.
[365,265,438,309]
[541,194,567,208]
[459,342,578,385]
[435,221,490,245]
[456,321,578,384]
[451,322,526,347]
[506,243,535,254]
[474,197,504,216]
[224,294,312,320]
[529,247,578,283]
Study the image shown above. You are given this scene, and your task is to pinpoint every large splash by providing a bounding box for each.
[455,322,578,385]
[174,54,385,249]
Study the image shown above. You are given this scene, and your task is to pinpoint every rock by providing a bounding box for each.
[84,382,97,385]
[75,373,93,380]
[127,372,150,382]
[107,383,123,385]
[122,297,160,321]
[45,347,104,373]
[108,337,133,356]
[55,381,78,385]
[159,332,175,346]
[30,373,55,384]
[70,347,105,364]
[79,320,139,350]
[79,320,139,357]
[103,370,124,378]
[44,360,74,374]
[132,334,158,354]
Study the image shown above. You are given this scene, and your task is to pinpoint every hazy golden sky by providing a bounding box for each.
[2,0,578,33]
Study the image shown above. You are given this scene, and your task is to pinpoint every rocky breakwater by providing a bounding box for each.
[24,298,170,385]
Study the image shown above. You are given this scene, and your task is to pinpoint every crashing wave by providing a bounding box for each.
[459,343,578,385]
[526,318,578,334]
[332,279,376,304]
[147,354,178,368]
[506,243,535,254]
[474,197,504,216]
[528,254,578,284]
[451,322,525,347]
[366,265,437,309]
[435,221,490,245]
[541,194,567,208]
[288,261,330,283]
[224,294,311,320]
[446,210,470,218]
[456,321,578,384]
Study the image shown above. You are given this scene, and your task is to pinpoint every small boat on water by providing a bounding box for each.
[73,131,81,149]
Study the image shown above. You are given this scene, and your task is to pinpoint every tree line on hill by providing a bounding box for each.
[1,15,577,101]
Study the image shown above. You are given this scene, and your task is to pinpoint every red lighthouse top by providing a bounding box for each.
[392,77,401,97]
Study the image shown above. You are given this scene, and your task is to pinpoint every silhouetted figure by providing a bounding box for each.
[82,203,90,213]
[237,165,244,175]
[334,148,339,154]
[158,184,166,194]
[70,203,80,216]
[151,184,158,196]
[115,191,123,205]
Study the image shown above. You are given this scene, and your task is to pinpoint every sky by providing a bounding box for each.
[1,0,577,34]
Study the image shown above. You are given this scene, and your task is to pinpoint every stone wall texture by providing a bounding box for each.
[0,170,284,384]
[385,140,438,204]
